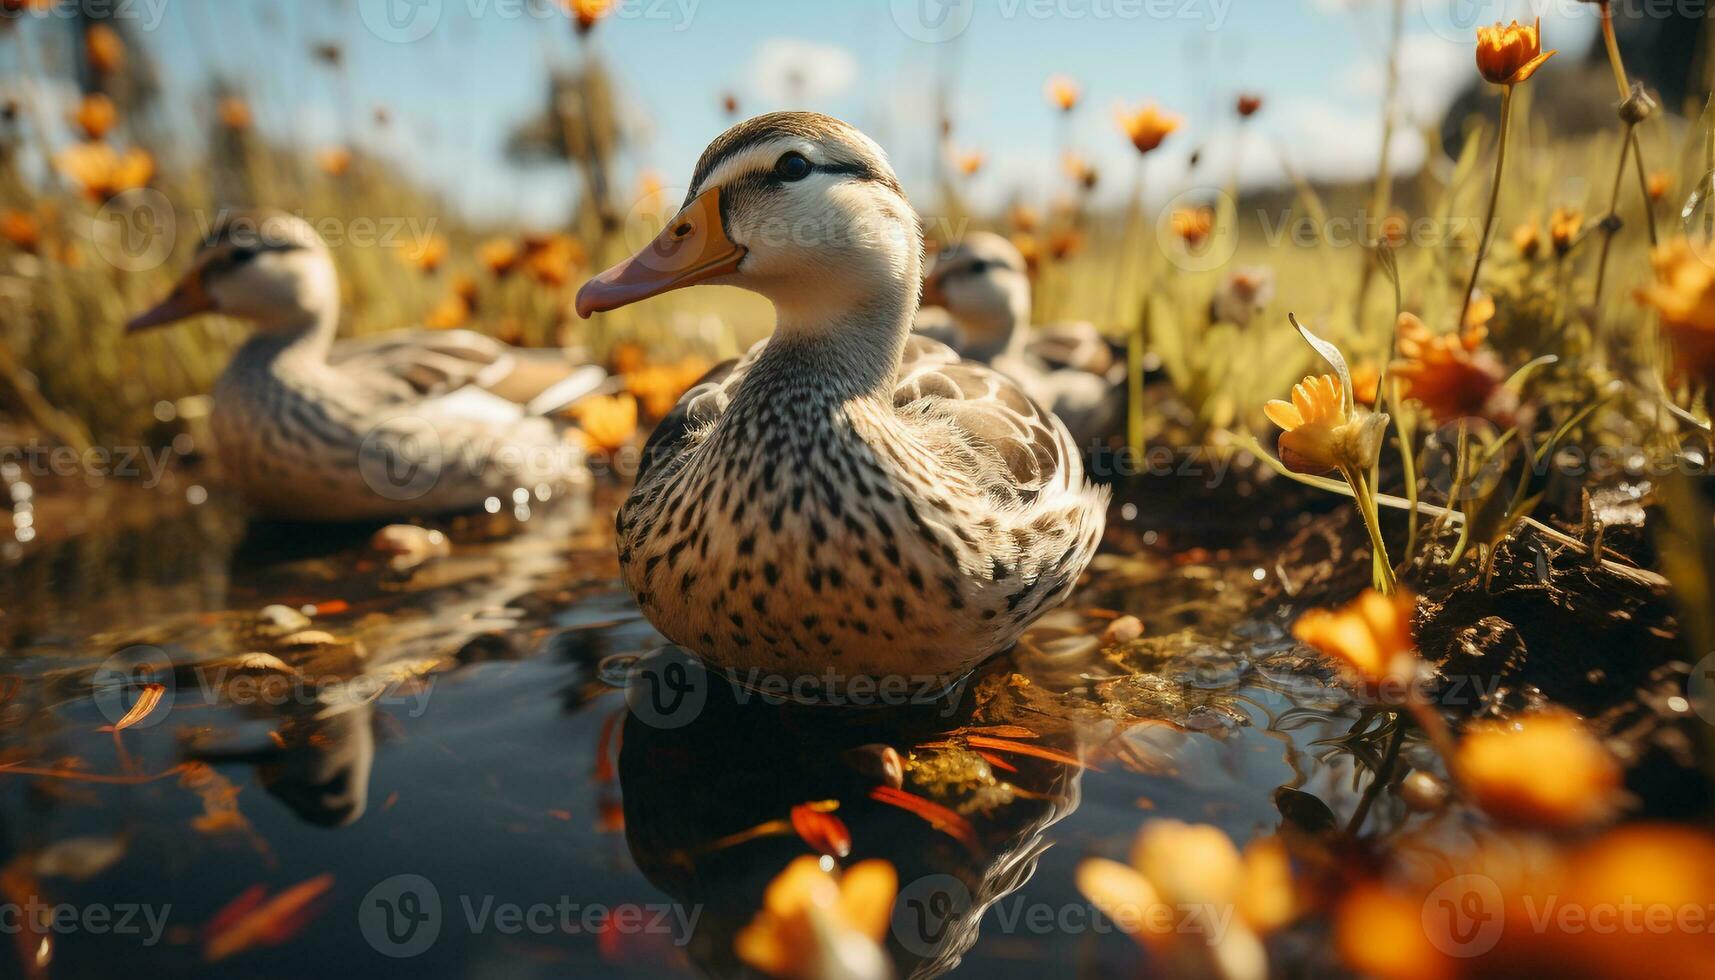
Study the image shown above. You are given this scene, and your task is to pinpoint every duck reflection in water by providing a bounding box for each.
[615,647,1084,978]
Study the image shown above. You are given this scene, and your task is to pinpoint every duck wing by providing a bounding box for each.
[330,329,605,413]
[636,355,746,484]
[891,336,1077,505]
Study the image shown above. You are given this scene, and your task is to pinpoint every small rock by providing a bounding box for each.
[1102,615,1144,645]
[277,630,339,650]
[370,524,450,570]
[842,744,904,789]
[257,604,311,634]
[231,652,297,674]
[1400,770,1450,812]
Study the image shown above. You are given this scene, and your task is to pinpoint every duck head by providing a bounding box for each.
[577,112,920,330]
[126,210,339,336]
[921,230,1031,360]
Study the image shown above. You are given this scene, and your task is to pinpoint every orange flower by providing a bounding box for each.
[54,142,153,201]
[522,232,586,287]
[1380,211,1409,249]
[1457,709,1622,829]
[85,23,124,75]
[567,0,612,35]
[72,93,118,140]
[734,857,897,980]
[1046,228,1084,261]
[1061,153,1098,191]
[1170,207,1214,251]
[1,209,41,253]
[1636,237,1715,390]
[626,357,711,419]
[1512,221,1542,259]
[316,146,352,177]
[423,292,471,330]
[1266,374,1364,474]
[1549,206,1582,256]
[1292,588,1418,691]
[217,96,252,130]
[954,149,985,178]
[1009,204,1040,234]
[1045,74,1081,113]
[1011,232,1041,275]
[1350,362,1381,407]
[721,92,740,116]
[1391,312,1508,423]
[397,234,449,275]
[1115,102,1181,155]
[1475,18,1557,86]
[1464,290,1496,332]
[1236,93,1264,118]
[569,393,638,454]
[478,237,521,278]
[1647,171,1672,201]
[1078,821,1295,978]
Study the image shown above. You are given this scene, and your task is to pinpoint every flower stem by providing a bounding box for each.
[1458,84,1513,332]
[1341,463,1397,595]
[1593,120,1637,312]
[1600,1,1659,246]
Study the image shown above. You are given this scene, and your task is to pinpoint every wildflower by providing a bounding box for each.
[478,237,521,278]
[1265,373,1387,475]
[1114,102,1180,155]
[85,23,124,75]
[1647,171,1672,201]
[1292,588,1418,691]
[311,42,343,67]
[316,146,352,177]
[1350,362,1381,407]
[954,150,984,178]
[397,234,448,275]
[1046,228,1083,261]
[1457,709,1622,829]
[54,142,153,201]
[1236,93,1263,118]
[1549,206,1582,256]
[734,857,897,980]
[567,0,612,36]
[608,342,648,375]
[1475,18,1557,86]
[1391,312,1510,423]
[1464,290,1496,332]
[1,209,41,253]
[1170,207,1214,251]
[721,92,739,116]
[627,357,712,419]
[1379,211,1409,249]
[423,292,471,330]
[217,96,252,131]
[522,232,585,287]
[1209,265,1276,328]
[1512,221,1541,259]
[1078,821,1295,980]
[1045,75,1081,113]
[1636,237,1715,390]
[1009,204,1040,234]
[72,93,117,140]
[569,393,638,455]
[1011,232,1041,275]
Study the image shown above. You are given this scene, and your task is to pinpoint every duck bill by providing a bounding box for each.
[575,187,745,318]
[126,274,212,333]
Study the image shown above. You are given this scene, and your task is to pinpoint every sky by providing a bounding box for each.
[8,0,1606,223]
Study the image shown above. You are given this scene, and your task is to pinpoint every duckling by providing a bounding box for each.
[576,112,1107,686]
[919,231,1125,452]
[126,211,604,521]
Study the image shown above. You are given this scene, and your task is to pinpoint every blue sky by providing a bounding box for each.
[11,0,1603,222]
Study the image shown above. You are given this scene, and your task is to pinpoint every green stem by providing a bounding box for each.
[1593,121,1637,313]
[1458,85,1514,333]
[1342,463,1397,595]
[1601,2,1659,245]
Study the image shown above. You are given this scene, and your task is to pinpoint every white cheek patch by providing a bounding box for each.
[693,139,807,199]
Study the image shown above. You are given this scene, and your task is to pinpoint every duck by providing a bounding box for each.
[575,112,1108,687]
[126,211,605,522]
[918,231,1126,453]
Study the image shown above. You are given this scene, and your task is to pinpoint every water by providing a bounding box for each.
[0,479,1372,978]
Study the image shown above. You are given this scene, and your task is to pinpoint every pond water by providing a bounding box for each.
[0,477,1380,978]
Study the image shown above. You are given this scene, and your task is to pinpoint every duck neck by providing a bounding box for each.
[233,305,340,374]
[954,280,1030,363]
[762,242,920,403]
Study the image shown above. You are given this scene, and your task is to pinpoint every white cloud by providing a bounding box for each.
[746,38,858,107]
[1345,32,1472,125]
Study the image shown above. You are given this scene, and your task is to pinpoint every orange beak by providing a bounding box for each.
[126,272,213,333]
[575,187,745,319]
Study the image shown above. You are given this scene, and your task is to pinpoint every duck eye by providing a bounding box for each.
[774,151,812,182]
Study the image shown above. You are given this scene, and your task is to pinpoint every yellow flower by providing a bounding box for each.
[72,93,118,140]
[397,234,449,275]
[1009,204,1040,234]
[626,357,712,419]
[1512,221,1542,259]
[566,0,612,35]
[217,96,253,131]
[1637,237,1715,390]
[423,292,472,330]
[1648,171,1673,201]
[522,232,586,287]
[85,23,125,75]
[1264,373,1386,474]
[1045,74,1081,113]
[316,146,352,177]
[477,237,520,278]
[1458,709,1621,829]
[1078,821,1295,980]
[569,393,638,455]
[734,857,897,980]
[1170,207,1214,251]
[1,209,41,253]
[54,142,153,201]
[1391,312,1508,423]
[1292,588,1418,691]
[1114,102,1181,155]
[954,149,985,178]
[1476,18,1557,86]
[1549,206,1583,256]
